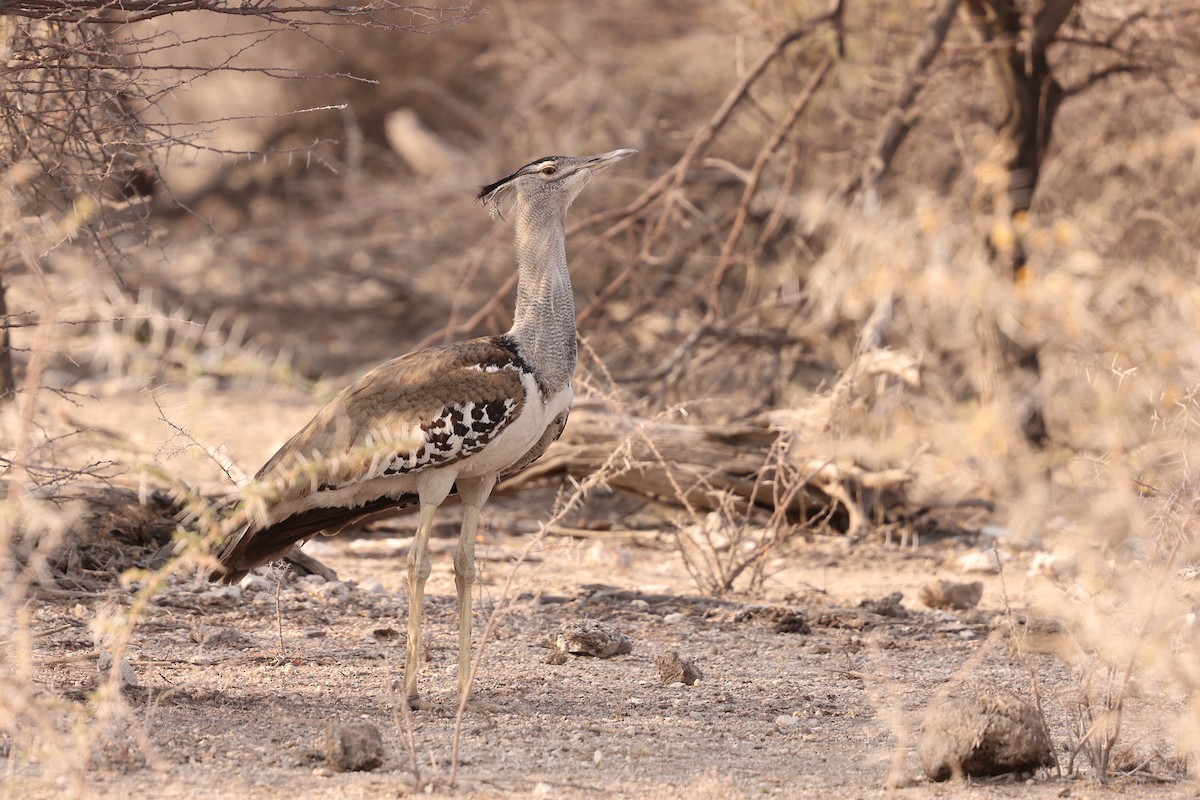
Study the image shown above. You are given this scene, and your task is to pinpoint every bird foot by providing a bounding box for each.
[404,695,435,712]
[404,696,498,716]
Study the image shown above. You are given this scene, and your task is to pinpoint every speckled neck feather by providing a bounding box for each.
[508,194,576,397]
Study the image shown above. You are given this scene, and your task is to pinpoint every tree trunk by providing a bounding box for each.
[964,0,1077,446]
[0,271,15,403]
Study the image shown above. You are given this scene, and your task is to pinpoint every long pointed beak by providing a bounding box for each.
[584,148,638,170]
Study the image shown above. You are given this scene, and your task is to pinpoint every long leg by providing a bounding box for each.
[403,501,438,708]
[453,476,495,704]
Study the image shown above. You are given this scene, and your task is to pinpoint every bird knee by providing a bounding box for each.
[453,555,475,589]
[408,552,431,584]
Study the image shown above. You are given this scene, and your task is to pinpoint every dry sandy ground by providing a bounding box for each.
[9,388,1196,800]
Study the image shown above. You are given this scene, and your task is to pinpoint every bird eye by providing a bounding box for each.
[540,165,557,176]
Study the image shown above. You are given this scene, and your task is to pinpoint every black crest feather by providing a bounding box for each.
[475,156,563,203]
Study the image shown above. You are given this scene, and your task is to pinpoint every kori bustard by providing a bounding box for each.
[211,148,636,708]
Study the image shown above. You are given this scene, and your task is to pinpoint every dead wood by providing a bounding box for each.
[497,398,913,534]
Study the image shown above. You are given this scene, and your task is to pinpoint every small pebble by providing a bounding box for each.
[360,579,386,594]
[655,651,703,686]
[662,612,685,624]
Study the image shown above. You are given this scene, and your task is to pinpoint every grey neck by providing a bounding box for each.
[507,197,577,397]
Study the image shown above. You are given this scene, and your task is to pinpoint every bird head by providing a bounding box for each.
[476,148,637,220]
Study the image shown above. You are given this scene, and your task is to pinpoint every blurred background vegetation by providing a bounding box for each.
[2,0,1200,787]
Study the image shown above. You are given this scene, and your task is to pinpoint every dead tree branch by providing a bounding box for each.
[844,0,965,199]
[0,0,476,27]
[708,54,834,312]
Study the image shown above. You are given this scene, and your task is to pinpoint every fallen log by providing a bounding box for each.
[497,397,914,535]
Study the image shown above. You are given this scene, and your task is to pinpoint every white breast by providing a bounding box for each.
[457,372,572,479]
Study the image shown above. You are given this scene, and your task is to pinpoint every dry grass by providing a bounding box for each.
[3,0,1200,794]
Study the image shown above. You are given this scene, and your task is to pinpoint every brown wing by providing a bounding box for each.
[254,337,528,496]
[212,337,530,582]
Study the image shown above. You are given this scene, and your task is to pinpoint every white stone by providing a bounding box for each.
[956,551,1000,573]
[198,585,244,605]
[979,525,1010,541]
[239,574,273,593]
[1027,551,1079,581]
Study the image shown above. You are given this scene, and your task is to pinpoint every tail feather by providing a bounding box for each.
[211,494,417,584]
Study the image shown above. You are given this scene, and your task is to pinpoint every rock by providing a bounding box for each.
[917,692,1054,780]
[655,651,703,685]
[97,651,138,689]
[193,628,252,649]
[1028,551,1079,581]
[359,579,386,594]
[554,620,632,658]
[859,591,909,617]
[662,612,686,624]
[772,612,811,634]
[324,721,384,772]
[286,549,338,582]
[197,585,244,606]
[956,551,1001,573]
[239,574,273,593]
[996,615,1072,656]
[918,580,983,611]
[312,580,353,600]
